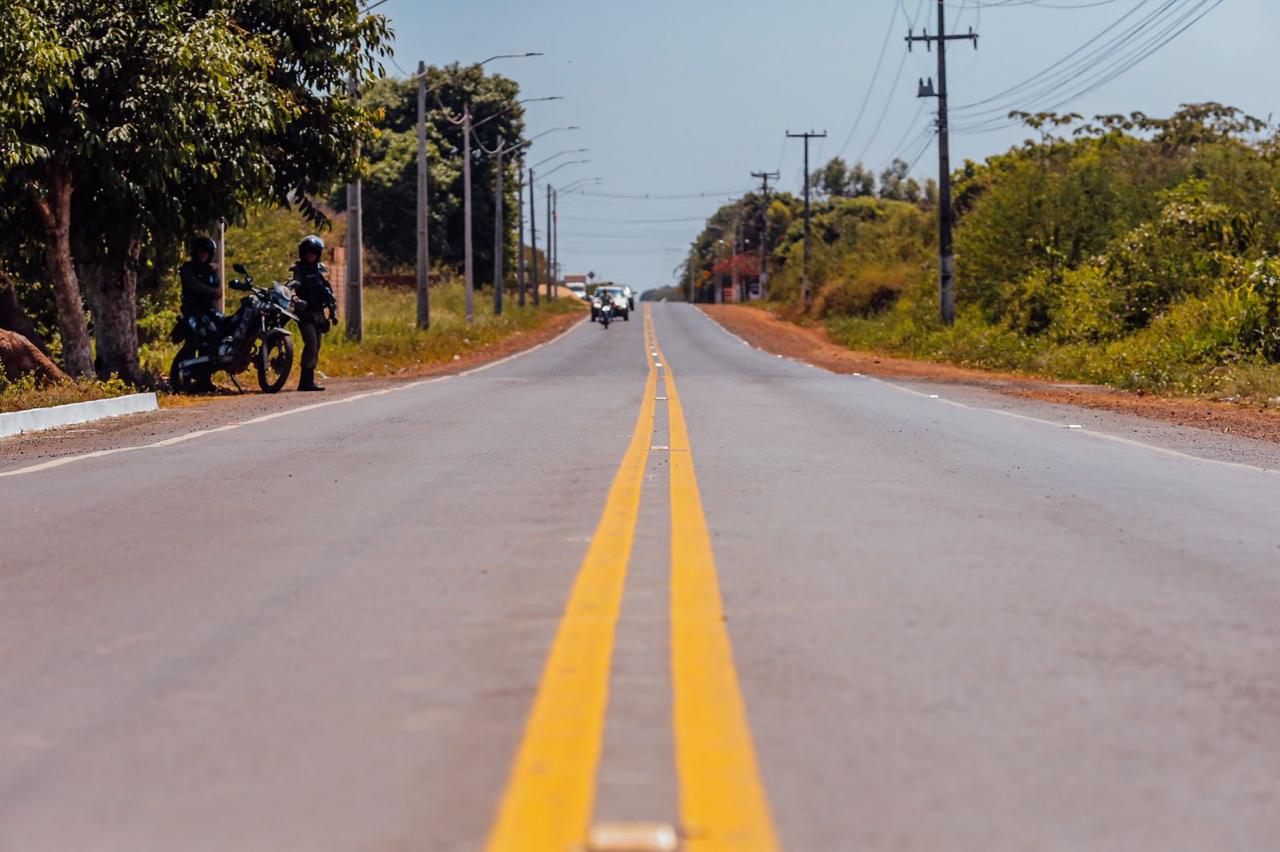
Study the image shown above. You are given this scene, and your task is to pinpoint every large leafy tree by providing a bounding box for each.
[0,0,390,381]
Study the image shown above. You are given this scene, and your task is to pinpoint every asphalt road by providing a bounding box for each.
[2,303,1279,851]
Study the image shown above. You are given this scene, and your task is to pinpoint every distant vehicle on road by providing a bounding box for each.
[591,287,630,323]
[566,283,588,301]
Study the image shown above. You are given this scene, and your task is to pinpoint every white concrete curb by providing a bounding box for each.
[0,392,159,438]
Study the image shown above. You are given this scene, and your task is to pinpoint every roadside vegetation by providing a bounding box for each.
[0,4,567,415]
[0,374,134,415]
[686,104,1280,404]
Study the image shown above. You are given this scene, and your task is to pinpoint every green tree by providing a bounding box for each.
[0,0,390,380]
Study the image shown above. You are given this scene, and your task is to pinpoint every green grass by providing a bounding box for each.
[318,282,582,377]
[0,374,135,414]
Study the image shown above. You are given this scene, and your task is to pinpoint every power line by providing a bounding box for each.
[950,0,1223,133]
[835,1,902,158]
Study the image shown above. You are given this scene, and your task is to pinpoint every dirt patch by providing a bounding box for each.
[0,311,583,467]
[703,304,1280,444]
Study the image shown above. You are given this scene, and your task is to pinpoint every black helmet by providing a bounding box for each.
[190,236,217,260]
[298,235,325,261]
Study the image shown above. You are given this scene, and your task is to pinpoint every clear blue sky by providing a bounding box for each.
[378,0,1273,292]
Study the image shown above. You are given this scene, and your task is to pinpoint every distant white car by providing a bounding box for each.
[620,285,635,310]
[591,287,630,322]
[566,283,588,301]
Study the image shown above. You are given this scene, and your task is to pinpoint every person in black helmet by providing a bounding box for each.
[290,235,337,391]
[175,235,222,392]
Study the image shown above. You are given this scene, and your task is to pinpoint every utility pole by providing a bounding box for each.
[732,213,743,303]
[462,105,475,323]
[552,188,559,300]
[529,167,540,307]
[493,146,506,315]
[715,238,724,305]
[346,72,364,340]
[545,184,553,302]
[786,130,826,307]
[216,220,226,313]
[907,0,977,326]
[517,164,527,307]
[750,170,779,300]
[416,60,430,329]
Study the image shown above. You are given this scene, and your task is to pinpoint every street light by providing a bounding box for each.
[440,95,562,322]
[413,52,543,327]
[478,128,579,314]
[506,127,580,308]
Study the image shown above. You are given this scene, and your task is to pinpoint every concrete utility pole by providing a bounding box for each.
[462,106,475,322]
[786,129,826,307]
[493,146,506,314]
[216,220,226,313]
[346,72,364,340]
[751,170,779,300]
[732,213,743,303]
[552,188,560,300]
[528,167,540,307]
[545,184,553,302]
[416,60,430,329]
[517,165,527,307]
[907,0,978,326]
[715,238,725,305]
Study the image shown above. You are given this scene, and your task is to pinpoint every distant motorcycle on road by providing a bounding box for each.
[169,264,299,394]
[598,299,615,328]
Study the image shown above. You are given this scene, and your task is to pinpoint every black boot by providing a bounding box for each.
[297,368,325,392]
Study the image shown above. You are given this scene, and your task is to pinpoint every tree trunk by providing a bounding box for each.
[29,162,94,377]
[0,329,68,385]
[81,242,142,385]
[0,272,50,356]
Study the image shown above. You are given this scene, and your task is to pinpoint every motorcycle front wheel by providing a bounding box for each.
[256,334,294,394]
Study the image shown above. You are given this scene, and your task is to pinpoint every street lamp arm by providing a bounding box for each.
[539,159,591,181]
[531,147,589,170]
[558,177,603,193]
[470,96,562,133]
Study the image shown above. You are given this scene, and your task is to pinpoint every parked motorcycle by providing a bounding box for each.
[169,264,298,394]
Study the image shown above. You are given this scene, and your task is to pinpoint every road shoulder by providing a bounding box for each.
[0,311,583,471]
[699,303,1280,470]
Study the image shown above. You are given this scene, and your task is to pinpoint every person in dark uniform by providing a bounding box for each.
[290,235,337,392]
[176,236,222,392]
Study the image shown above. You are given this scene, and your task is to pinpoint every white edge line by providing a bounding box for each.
[0,316,587,479]
[693,305,1279,476]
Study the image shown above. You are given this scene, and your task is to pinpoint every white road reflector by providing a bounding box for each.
[651,445,670,451]
[1068,424,1084,429]
[656,396,668,401]
[586,822,679,852]
[929,394,940,399]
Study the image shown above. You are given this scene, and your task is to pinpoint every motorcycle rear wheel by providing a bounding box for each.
[169,353,198,393]
[257,334,294,394]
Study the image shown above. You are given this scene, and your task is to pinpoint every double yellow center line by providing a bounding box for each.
[485,309,778,851]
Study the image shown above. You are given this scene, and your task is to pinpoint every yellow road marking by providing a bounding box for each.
[654,322,781,851]
[484,315,660,851]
